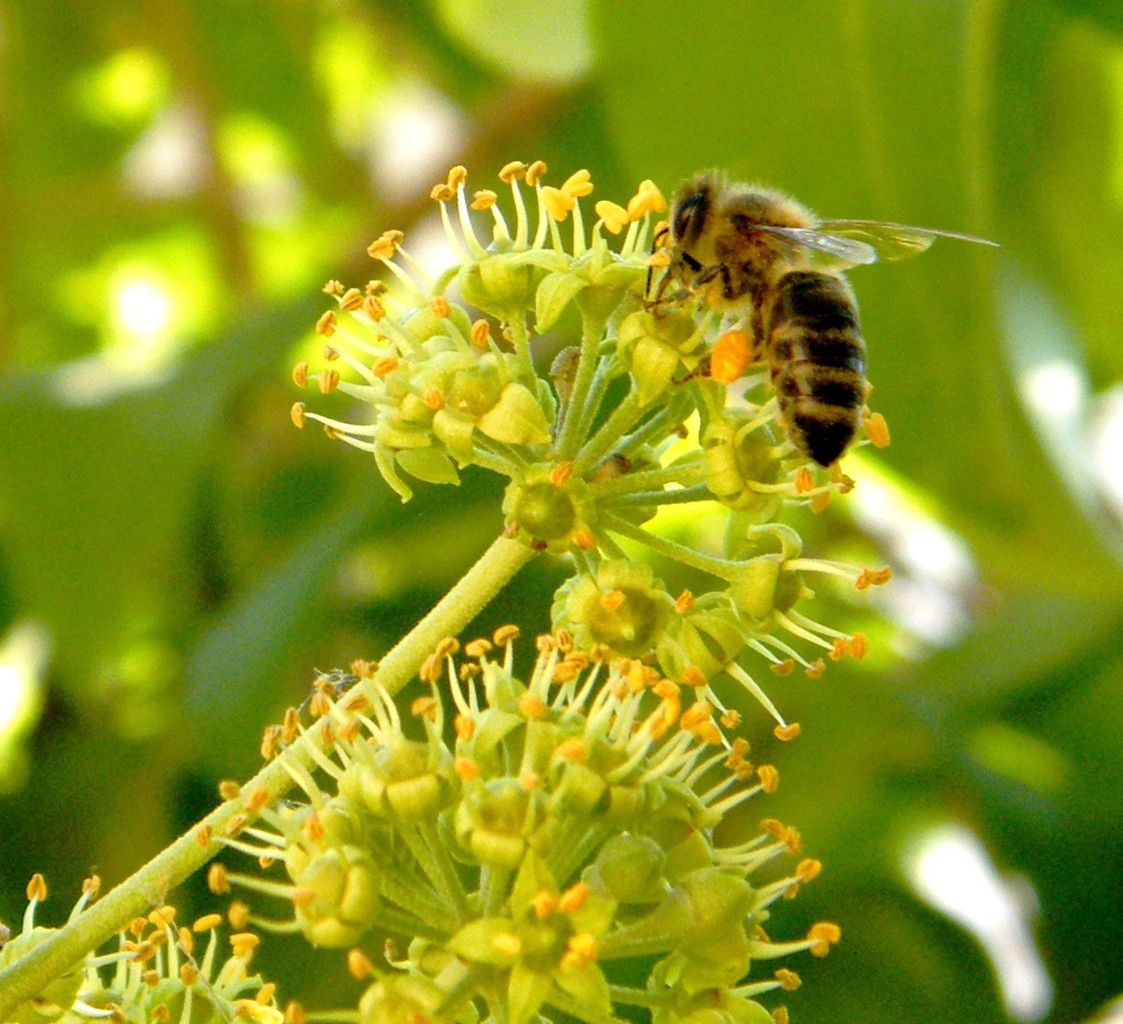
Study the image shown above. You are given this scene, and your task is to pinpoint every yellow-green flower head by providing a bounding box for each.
[0,876,281,1024]
[211,633,838,1023]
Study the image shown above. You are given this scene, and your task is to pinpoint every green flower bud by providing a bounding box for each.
[476,382,551,446]
[341,738,452,820]
[457,248,547,320]
[455,778,542,868]
[400,302,473,345]
[586,833,667,905]
[535,270,589,332]
[659,592,746,681]
[292,845,382,947]
[282,796,366,881]
[726,556,806,631]
[702,412,783,518]
[359,973,448,1024]
[617,309,702,406]
[552,558,673,658]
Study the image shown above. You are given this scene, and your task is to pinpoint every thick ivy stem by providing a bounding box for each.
[0,534,535,1019]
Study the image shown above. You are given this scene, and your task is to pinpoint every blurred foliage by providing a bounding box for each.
[1,1,1122,1022]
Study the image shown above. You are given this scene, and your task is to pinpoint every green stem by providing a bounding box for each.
[0,534,535,1018]
[604,483,713,508]
[591,460,705,498]
[509,315,535,384]
[554,313,607,460]
[601,513,735,578]
[574,393,643,472]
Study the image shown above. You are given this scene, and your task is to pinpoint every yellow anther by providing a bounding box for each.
[470,319,491,347]
[542,185,575,221]
[322,279,345,297]
[560,932,598,970]
[292,362,308,387]
[429,295,451,319]
[180,963,199,985]
[493,624,520,645]
[525,160,548,186]
[361,295,385,321]
[454,757,480,781]
[775,968,802,991]
[228,900,250,929]
[757,764,780,793]
[339,288,363,312]
[772,1009,790,1024]
[849,633,868,659]
[808,921,841,957]
[805,658,825,680]
[796,858,822,883]
[446,165,468,190]
[594,200,629,234]
[82,875,101,899]
[318,369,339,394]
[471,189,498,210]
[561,168,594,198]
[347,948,375,979]
[863,410,891,448]
[794,466,815,494]
[411,695,438,720]
[720,708,741,729]
[549,461,574,486]
[453,712,473,740]
[519,771,540,792]
[208,863,230,894]
[681,665,707,689]
[499,161,527,183]
[195,825,212,848]
[315,311,337,337]
[829,638,849,661]
[517,693,549,720]
[532,890,558,919]
[639,179,667,212]
[373,356,398,377]
[430,183,454,203]
[809,490,831,513]
[367,230,403,261]
[559,881,591,913]
[773,722,802,742]
[675,589,695,614]
[556,737,588,762]
[193,913,223,932]
[770,659,794,677]
[573,529,597,551]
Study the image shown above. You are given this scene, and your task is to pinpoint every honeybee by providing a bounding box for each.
[657,171,998,467]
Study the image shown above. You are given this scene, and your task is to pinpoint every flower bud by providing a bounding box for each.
[454,778,541,868]
[292,845,382,947]
[358,973,446,1024]
[586,833,666,905]
[616,309,701,406]
[702,412,783,518]
[457,248,545,320]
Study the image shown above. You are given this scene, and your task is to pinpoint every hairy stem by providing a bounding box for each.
[0,535,535,1017]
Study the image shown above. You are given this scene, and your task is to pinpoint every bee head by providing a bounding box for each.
[669,173,720,254]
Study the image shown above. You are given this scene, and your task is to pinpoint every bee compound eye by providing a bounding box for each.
[672,192,708,244]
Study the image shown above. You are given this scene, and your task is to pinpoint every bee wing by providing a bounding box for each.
[815,220,1000,262]
[755,225,879,269]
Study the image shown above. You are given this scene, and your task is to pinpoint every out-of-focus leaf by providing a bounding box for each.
[434,0,593,84]
[591,0,1123,597]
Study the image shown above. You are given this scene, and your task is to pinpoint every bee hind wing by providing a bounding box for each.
[755,225,879,269]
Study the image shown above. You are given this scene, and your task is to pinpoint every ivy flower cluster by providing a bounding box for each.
[293,161,890,731]
[209,631,837,1024]
[0,876,281,1024]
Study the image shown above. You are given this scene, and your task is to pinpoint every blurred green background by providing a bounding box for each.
[2,1,1123,1021]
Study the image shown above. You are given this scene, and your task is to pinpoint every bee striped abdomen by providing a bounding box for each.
[769,271,867,467]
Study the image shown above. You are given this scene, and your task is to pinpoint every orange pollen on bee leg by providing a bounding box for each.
[710,330,753,384]
[647,250,672,268]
